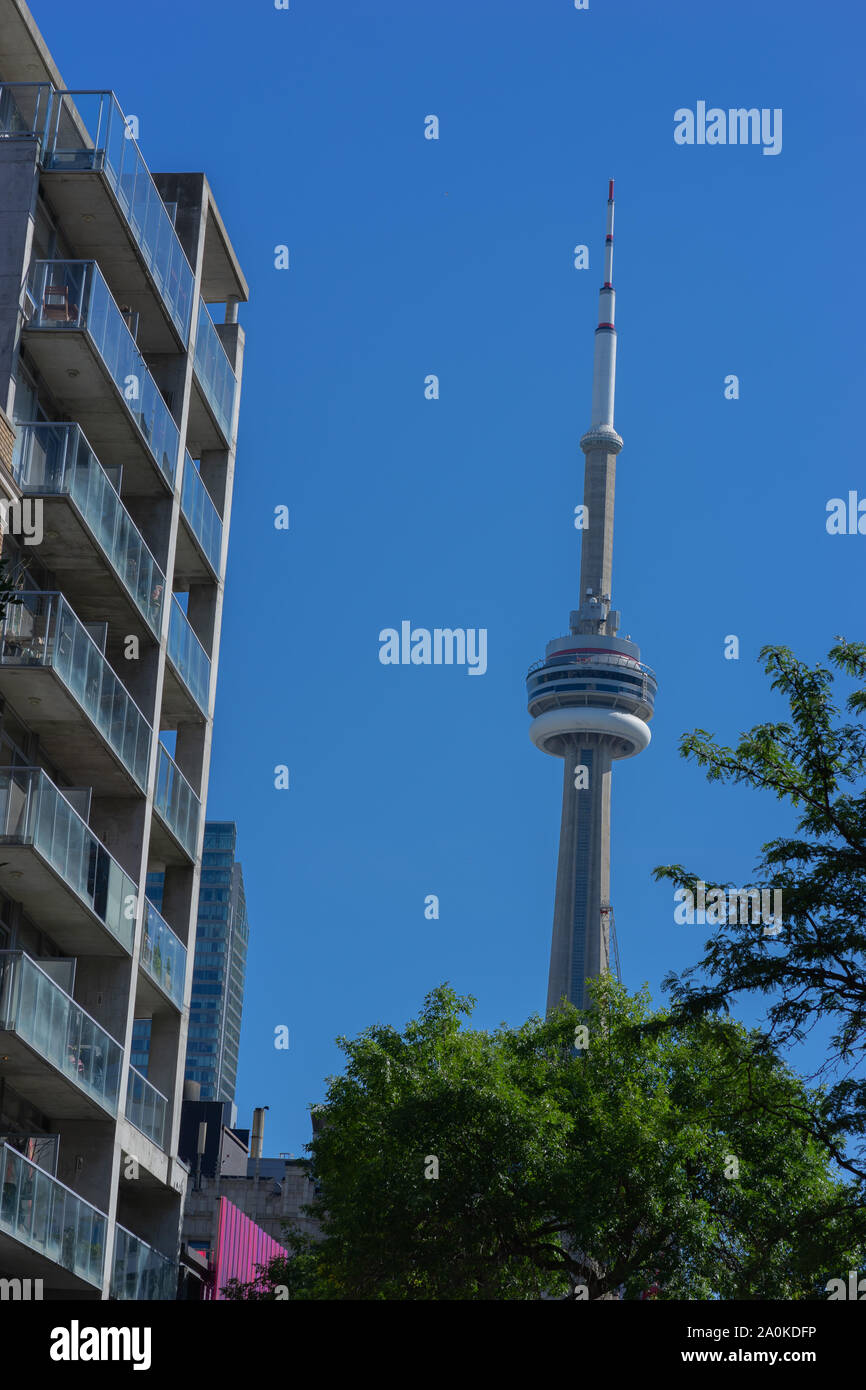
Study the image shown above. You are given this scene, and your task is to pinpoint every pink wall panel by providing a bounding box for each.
[211,1196,289,1299]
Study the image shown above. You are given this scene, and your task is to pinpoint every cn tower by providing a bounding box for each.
[527,182,657,1012]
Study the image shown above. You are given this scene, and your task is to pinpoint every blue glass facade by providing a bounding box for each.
[133,823,249,1103]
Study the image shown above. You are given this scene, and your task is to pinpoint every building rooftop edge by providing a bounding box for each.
[0,0,67,91]
[0,4,249,301]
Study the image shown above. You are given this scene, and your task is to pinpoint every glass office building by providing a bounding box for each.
[134,823,249,1106]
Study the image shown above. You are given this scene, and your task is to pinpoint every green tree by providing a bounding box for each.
[654,640,866,1184]
[224,979,865,1300]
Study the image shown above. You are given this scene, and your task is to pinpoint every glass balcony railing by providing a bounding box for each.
[181,452,222,573]
[43,91,194,342]
[12,422,166,635]
[167,598,210,713]
[193,300,236,441]
[0,82,53,140]
[0,1141,107,1289]
[0,766,136,953]
[141,897,186,1007]
[0,951,122,1113]
[26,260,180,486]
[0,592,152,790]
[125,1065,167,1149]
[111,1223,176,1300]
[154,744,200,860]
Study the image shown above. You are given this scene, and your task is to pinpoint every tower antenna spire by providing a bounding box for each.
[605,178,614,284]
[587,178,619,441]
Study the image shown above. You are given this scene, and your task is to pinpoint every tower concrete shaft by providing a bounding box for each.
[526,180,657,1015]
[547,735,612,1012]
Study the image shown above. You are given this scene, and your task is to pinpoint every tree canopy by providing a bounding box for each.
[654,640,866,1185]
[224,978,865,1300]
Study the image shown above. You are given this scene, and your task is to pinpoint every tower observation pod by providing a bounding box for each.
[526,181,657,1013]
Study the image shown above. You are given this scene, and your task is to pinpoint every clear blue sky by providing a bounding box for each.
[33,0,865,1156]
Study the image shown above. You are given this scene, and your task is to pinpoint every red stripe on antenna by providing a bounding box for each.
[608,178,614,201]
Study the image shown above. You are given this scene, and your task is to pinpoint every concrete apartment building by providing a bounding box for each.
[0,1,247,1298]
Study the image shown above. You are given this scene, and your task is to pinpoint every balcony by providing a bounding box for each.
[40,90,194,350]
[111,1222,176,1300]
[0,592,152,794]
[0,950,122,1118]
[0,1141,107,1292]
[164,598,211,721]
[23,260,180,492]
[0,766,136,956]
[178,452,222,579]
[0,82,53,140]
[190,300,236,450]
[13,422,166,640]
[152,744,200,863]
[125,1065,167,1149]
[139,898,186,1010]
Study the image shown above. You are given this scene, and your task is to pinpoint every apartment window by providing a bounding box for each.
[11,362,48,426]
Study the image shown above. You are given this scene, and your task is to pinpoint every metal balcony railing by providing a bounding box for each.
[526,651,658,681]
[154,744,200,860]
[26,260,180,486]
[0,766,137,952]
[0,84,193,343]
[0,592,153,789]
[193,300,236,441]
[167,598,210,714]
[140,898,186,1008]
[0,950,123,1113]
[0,82,53,140]
[111,1222,176,1300]
[180,451,222,574]
[124,1065,168,1149]
[0,1140,107,1289]
[12,422,166,634]
[43,90,194,341]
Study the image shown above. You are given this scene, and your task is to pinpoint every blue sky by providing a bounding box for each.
[33,0,865,1155]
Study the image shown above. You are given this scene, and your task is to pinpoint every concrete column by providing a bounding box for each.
[73,956,132,1045]
[199,447,228,519]
[88,795,147,882]
[161,864,195,944]
[147,1009,181,1104]
[578,445,618,604]
[175,722,206,796]
[187,581,217,654]
[0,139,39,418]
[126,493,174,573]
[546,733,612,1013]
[54,1119,115,1209]
[112,628,160,716]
